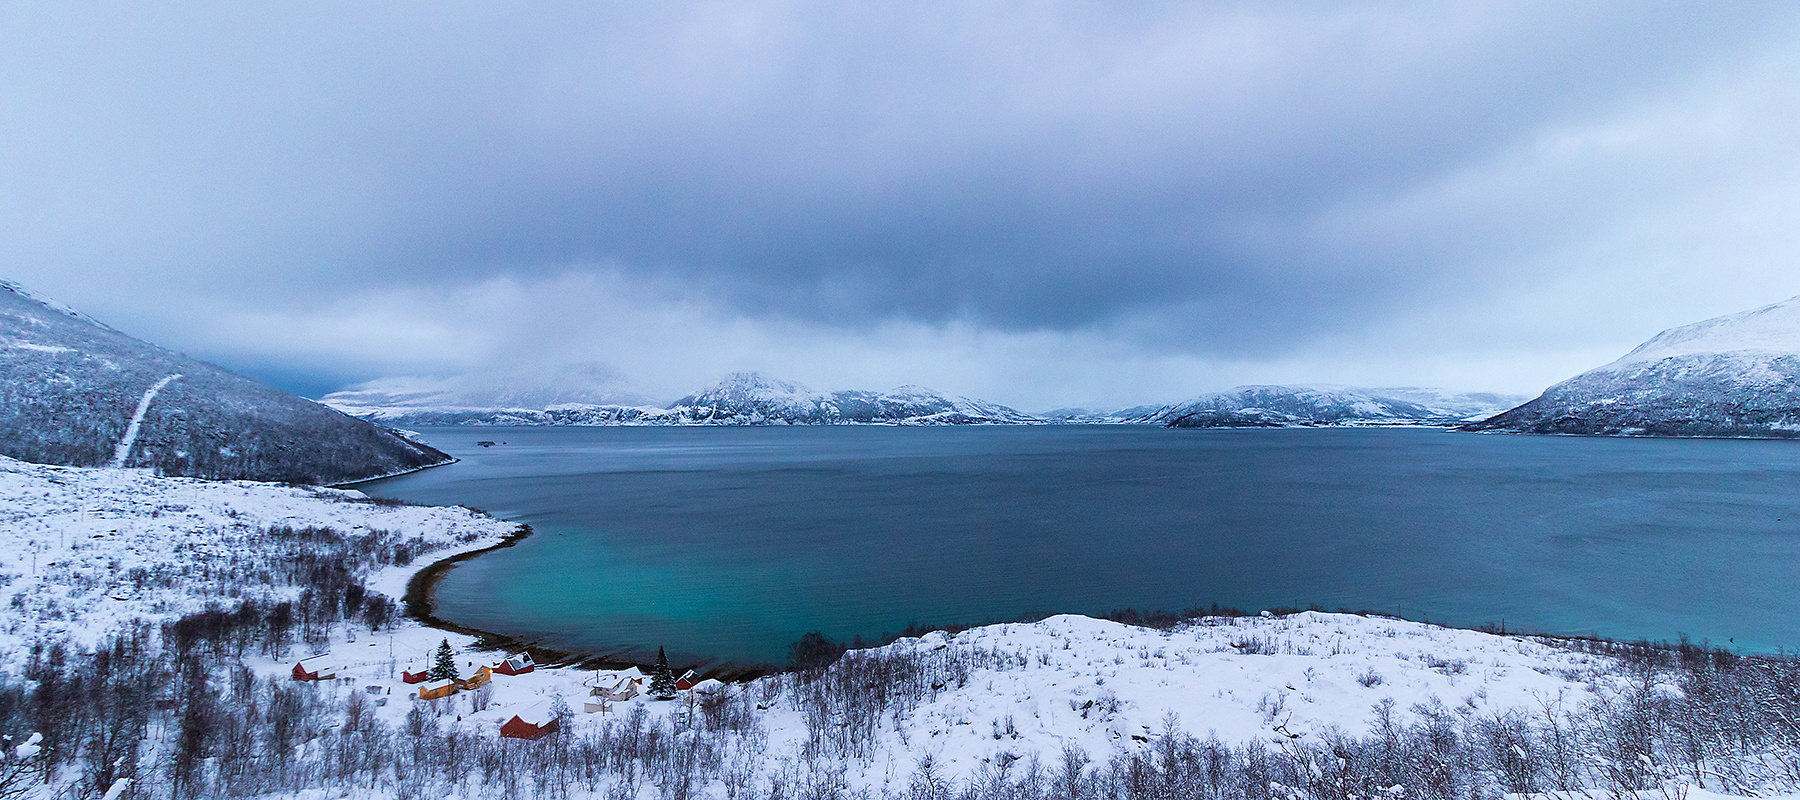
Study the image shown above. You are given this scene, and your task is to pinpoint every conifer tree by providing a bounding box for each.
[649,646,676,699]
[430,639,459,682]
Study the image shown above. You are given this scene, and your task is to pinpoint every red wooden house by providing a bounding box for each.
[292,655,339,682]
[401,668,430,684]
[674,669,700,691]
[492,653,535,676]
[500,706,560,740]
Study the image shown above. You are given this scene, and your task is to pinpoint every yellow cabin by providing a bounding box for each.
[418,679,458,701]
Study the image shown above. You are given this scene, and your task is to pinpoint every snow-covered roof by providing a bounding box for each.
[509,701,555,726]
[296,654,337,669]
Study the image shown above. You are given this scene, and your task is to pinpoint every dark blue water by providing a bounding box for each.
[363,426,1800,666]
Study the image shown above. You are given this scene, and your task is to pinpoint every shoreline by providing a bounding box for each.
[398,521,779,679]
[328,455,460,488]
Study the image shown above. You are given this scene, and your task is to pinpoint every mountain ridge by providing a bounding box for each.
[1138,385,1526,429]
[0,281,451,484]
[1467,295,1800,438]
[322,371,1043,426]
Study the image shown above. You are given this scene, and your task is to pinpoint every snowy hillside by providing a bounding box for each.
[327,371,1043,426]
[0,280,451,484]
[0,454,512,668]
[1139,386,1523,428]
[1469,295,1800,437]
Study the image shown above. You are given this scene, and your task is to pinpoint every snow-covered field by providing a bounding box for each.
[1,454,1790,799]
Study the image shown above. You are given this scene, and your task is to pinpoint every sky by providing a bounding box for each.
[5,2,1800,410]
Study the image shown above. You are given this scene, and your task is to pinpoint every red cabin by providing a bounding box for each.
[292,655,339,682]
[401,668,430,684]
[492,653,535,676]
[500,711,560,740]
[673,669,700,691]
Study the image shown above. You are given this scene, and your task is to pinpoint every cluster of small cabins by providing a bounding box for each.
[291,650,721,741]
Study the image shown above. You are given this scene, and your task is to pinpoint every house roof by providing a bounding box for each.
[509,701,554,726]
[424,679,457,691]
[296,655,336,669]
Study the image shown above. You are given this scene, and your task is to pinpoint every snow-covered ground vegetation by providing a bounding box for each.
[1,455,1797,800]
[0,280,449,484]
[1470,295,1800,437]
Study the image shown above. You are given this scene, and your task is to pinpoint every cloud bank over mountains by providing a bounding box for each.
[7,2,1800,408]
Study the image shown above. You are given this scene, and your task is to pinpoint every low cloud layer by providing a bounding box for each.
[7,2,1800,408]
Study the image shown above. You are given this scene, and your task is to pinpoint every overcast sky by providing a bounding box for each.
[6,2,1800,409]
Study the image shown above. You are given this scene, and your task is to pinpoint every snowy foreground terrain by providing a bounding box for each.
[2,456,1796,799]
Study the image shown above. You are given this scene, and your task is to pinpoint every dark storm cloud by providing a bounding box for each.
[5,0,1800,396]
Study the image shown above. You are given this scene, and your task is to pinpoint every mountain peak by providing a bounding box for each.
[1469,295,1800,438]
[1,280,110,330]
[1603,295,1800,371]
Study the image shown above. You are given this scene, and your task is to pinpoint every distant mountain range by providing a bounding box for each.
[1132,386,1527,428]
[1466,295,1800,438]
[0,281,450,484]
[323,364,650,411]
[324,372,1524,430]
[322,372,1043,426]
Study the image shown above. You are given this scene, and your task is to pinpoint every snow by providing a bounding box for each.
[0,454,1773,798]
[325,371,1045,426]
[183,606,1629,796]
[108,373,182,467]
[1141,385,1524,427]
[0,454,513,667]
[0,280,109,329]
[1471,296,1800,437]
[319,364,650,410]
[1604,295,1800,370]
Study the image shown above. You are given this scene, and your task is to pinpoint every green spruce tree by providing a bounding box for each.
[430,639,459,682]
[649,646,676,699]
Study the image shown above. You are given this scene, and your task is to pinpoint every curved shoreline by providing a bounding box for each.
[400,522,778,679]
[329,455,460,488]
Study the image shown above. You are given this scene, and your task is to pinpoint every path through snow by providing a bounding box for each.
[109,373,181,468]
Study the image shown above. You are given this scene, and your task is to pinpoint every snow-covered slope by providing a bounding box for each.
[1469,296,1800,437]
[0,281,450,483]
[667,372,1042,425]
[1139,386,1523,428]
[327,371,1043,426]
[0,454,512,666]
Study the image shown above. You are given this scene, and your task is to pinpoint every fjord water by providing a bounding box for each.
[365,426,1800,666]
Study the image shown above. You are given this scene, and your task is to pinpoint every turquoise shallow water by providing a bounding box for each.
[363,426,1800,667]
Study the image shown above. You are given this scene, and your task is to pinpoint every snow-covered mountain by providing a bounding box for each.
[665,372,1042,425]
[0,280,450,483]
[321,363,650,411]
[318,365,668,427]
[1468,295,1800,437]
[324,371,1043,426]
[1139,385,1526,428]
